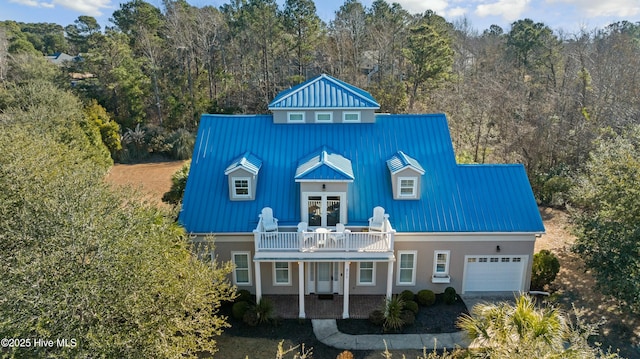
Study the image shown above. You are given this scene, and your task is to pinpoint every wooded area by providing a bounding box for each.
[1,0,639,204]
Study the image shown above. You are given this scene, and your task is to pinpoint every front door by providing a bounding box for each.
[317,262,332,293]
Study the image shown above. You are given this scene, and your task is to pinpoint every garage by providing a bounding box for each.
[462,255,528,293]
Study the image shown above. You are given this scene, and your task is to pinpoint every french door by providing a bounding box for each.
[303,192,346,227]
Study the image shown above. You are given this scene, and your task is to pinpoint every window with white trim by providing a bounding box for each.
[343,111,361,123]
[287,112,305,123]
[273,262,291,285]
[232,177,251,198]
[434,250,450,275]
[315,112,333,123]
[232,252,251,285]
[397,251,417,285]
[358,262,375,285]
[398,177,417,198]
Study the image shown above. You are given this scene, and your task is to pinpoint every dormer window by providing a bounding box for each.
[343,111,361,123]
[398,177,418,198]
[315,112,333,123]
[232,177,251,198]
[387,151,425,200]
[225,152,262,201]
[287,112,305,123]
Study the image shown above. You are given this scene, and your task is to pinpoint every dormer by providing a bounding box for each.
[268,74,380,124]
[386,151,425,200]
[224,152,262,201]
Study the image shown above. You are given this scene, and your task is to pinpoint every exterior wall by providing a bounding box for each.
[272,109,376,124]
[226,168,257,201]
[200,232,536,296]
[389,167,422,200]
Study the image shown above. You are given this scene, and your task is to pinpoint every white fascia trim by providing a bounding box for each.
[295,179,354,183]
[271,106,378,111]
[394,233,542,242]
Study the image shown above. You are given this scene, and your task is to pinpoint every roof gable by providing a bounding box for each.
[268,74,380,110]
[295,147,354,182]
[387,151,425,175]
[224,151,262,175]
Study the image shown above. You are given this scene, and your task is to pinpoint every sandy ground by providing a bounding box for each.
[105,163,640,357]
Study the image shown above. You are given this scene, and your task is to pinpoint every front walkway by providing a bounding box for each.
[264,294,386,319]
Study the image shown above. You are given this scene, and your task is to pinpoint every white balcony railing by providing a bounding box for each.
[253,229,394,253]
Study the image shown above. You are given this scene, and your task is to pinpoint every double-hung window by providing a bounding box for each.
[432,250,451,283]
[358,262,375,285]
[398,177,417,198]
[232,177,250,198]
[273,262,291,285]
[397,251,417,285]
[232,252,251,285]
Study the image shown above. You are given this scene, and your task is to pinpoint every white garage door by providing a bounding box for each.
[463,255,527,293]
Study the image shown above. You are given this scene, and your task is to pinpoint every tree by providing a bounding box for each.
[570,126,640,313]
[0,108,235,357]
[457,295,621,358]
[282,0,323,79]
[403,12,454,111]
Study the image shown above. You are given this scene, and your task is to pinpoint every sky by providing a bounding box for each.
[1,0,639,34]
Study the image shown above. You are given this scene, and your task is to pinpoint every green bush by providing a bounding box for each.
[404,300,419,314]
[531,249,560,291]
[243,308,259,326]
[162,160,191,205]
[254,298,274,325]
[232,301,250,320]
[167,128,195,160]
[368,309,385,326]
[443,287,457,305]
[417,289,436,306]
[383,295,405,332]
[399,290,415,302]
[236,289,252,303]
[400,310,415,326]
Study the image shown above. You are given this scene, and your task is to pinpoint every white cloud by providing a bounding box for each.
[475,0,531,21]
[546,0,640,18]
[53,0,113,17]
[9,0,114,17]
[395,0,451,16]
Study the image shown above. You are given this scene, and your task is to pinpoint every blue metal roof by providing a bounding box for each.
[295,147,354,181]
[224,151,262,175]
[387,151,425,175]
[268,74,380,109]
[179,113,544,234]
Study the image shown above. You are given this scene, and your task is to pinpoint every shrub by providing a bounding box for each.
[254,298,274,324]
[336,350,354,359]
[404,300,419,314]
[443,287,457,305]
[232,301,250,320]
[236,289,252,303]
[167,128,195,160]
[383,295,405,332]
[399,289,415,302]
[369,309,385,326]
[417,289,436,306]
[162,160,191,205]
[400,310,415,326]
[531,249,560,290]
[243,308,259,326]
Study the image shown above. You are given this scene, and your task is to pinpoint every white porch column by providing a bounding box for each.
[255,261,262,303]
[386,260,394,301]
[342,261,351,319]
[298,261,305,318]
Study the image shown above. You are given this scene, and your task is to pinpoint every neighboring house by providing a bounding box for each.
[179,74,545,319]
[45,52,76,65]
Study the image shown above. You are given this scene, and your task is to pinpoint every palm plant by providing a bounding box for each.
[457,294,620,358]
[383,295,405,332]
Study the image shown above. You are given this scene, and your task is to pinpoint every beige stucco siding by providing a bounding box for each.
[198,232,536,295]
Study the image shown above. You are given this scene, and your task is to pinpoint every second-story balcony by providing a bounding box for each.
[253,206,394,254]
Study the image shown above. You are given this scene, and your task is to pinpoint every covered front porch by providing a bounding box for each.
[264,294,386,319]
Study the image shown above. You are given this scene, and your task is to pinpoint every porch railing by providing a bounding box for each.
[253,229,394,252]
